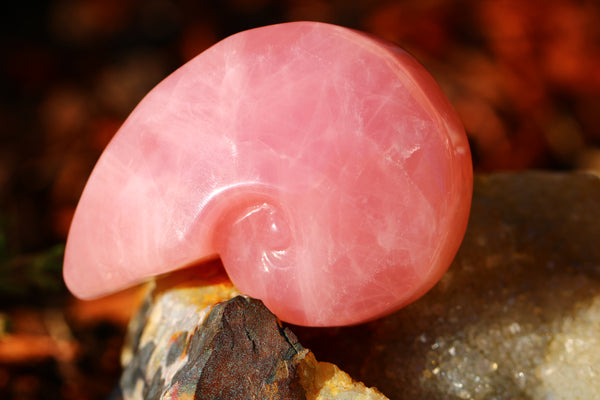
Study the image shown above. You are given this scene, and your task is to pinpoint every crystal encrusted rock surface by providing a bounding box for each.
[294,172,600,399]
[118,172,599,399]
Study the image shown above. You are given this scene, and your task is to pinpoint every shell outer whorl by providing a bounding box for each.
[62,21,473,327]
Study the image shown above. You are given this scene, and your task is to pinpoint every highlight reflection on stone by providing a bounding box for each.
[63,22,472,326]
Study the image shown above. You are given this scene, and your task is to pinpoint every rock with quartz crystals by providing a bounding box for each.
[117,263,387,400]
[63,21,472,327]
[294,172,600,400]
[117,172,599,400]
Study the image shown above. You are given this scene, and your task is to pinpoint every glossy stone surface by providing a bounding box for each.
[63,22,472,326]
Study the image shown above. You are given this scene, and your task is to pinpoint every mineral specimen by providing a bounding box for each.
[119,173,599,399]
[118,264,387,400]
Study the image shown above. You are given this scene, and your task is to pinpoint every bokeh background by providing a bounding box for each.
[1,0,599,399]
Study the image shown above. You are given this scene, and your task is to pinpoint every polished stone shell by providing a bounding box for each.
[64,22,472,326]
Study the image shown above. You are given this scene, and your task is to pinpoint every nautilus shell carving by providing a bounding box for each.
[64,22,473,327]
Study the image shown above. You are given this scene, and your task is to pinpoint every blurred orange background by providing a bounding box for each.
[1,0,599,399]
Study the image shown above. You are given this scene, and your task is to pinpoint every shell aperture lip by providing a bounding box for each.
[63,22,473,327]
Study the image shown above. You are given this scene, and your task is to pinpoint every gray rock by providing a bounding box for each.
[119,269,387,400]
[296,172,600,400]
[121,294,307,400]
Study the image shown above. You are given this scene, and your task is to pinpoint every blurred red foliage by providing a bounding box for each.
[1,0,599,398]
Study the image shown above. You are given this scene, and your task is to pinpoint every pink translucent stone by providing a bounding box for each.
[63,22,472,327]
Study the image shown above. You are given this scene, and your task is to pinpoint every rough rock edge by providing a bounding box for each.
[119,265,387,400]
[298,352,388,399]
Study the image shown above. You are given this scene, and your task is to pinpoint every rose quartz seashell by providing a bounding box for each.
[64,22,472,327]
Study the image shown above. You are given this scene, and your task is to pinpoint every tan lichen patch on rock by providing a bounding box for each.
[299,352,388,399]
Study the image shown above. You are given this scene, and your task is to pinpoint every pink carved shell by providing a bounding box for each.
[64,22,472,327]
